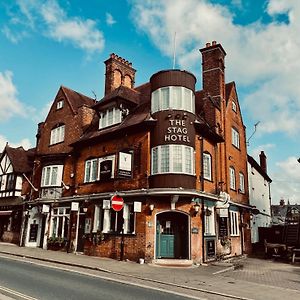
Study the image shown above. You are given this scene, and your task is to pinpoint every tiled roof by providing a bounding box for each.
[75,102,152,144]
[61,86,96,112]
[5,145,35,173]
[93,85,140,109]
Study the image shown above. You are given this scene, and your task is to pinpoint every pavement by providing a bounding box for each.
[0,243,300,300]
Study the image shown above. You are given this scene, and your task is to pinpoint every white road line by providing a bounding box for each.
[0,254,205,299]
[0,285,37,300]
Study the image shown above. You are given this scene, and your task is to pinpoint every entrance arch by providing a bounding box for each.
[156,211,189,259]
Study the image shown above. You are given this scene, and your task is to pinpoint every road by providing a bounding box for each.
[0,257,198,300]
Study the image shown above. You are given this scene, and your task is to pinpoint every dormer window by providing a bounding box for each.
[56,100,64,110]
[50,124,65,145]
[99,107,122,129]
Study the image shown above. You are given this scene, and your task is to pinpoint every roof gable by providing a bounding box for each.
[1,145,35,174]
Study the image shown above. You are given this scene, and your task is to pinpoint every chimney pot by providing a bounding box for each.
[212,40,217,45]
[206,42,211,48]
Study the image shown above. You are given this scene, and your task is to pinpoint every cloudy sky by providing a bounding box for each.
[0,0,299,204]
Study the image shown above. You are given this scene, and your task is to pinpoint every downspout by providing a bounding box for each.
[200,136,205,262]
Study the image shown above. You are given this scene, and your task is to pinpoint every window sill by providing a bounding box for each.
[49,141,64,147]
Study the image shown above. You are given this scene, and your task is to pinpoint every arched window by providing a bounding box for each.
[124,75,132,88]
[113,70,122,89]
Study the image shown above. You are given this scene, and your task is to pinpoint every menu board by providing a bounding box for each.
[219,217,228,237]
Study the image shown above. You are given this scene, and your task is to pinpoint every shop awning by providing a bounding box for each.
[0,210,13,216]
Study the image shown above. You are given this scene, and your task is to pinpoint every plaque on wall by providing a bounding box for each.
[219,216,228,237]
[206,239,216,257]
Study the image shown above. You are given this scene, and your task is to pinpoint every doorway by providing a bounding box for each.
[156,211,189,259]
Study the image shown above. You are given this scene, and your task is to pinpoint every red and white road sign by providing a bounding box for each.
[111,195,124,212]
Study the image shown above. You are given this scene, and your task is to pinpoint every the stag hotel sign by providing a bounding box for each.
[164,119,190,143]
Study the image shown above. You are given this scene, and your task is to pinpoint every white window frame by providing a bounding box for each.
[203,152,212,180]
[56,100,64,110]
[231,127,240,149]
[204,207,215,236]
[93,204,103,233]
[102,203,135,234]
[41,165,63,187]
[151,86,195,114]
[151,145,195,175]
[99,107,122,130]
[230,211,240,236]
[50,125,65,145]
[239,172,245,193]
[84,158,98,183]
[50,207,70,239]
[229,167,236,190]
[232,101,237,112]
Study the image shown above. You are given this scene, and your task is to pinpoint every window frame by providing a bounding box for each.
[239,172,245,193]
[229,167,236,190]
[232,101,237,112]
[56,100,64,110]
[204,206,216,236]
[84,158,98,183]
[101,203,135,235]
[230,211,240,236]
[231,127,240,149]
[50,207,70,239]
[99,107,122,130]
[203,152,212,181]
[41,165,63,187]
[50,124,65,145]
[151,86,195,114]
[151,144,195,175]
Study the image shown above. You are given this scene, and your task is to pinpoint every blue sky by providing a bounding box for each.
[0,0,299,204]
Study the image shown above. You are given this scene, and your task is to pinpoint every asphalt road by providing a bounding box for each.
[0,257,196,300]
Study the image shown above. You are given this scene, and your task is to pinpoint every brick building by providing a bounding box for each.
[25,42,251,263]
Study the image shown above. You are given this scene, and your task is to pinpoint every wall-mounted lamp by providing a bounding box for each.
[167,114,172,119]
[83,207,88,213]
[61,181,70,190]
[183,113,188,120]
[193,202,200,216]
[149,204,154,215]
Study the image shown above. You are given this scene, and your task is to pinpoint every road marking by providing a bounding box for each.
[0,285,37,300]
[0,254,205,299]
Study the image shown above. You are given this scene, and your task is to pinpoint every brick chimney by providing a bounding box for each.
[104,53,136,96]
[199,41,226,133]
[200,41,226,107]
[259,151,267,174]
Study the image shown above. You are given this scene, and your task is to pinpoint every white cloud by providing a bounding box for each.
[4,0,105,53]
[0,71,27,121]
[1,25,28,43]
[270,156,300,204]
[250,144,275,161]
[130,0,300,136]
[106,13,116,26]
[0,135,32,151]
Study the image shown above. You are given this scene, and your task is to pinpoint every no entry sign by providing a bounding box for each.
[111,195,124,212]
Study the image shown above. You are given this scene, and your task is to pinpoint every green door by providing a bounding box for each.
[156,219,175,258]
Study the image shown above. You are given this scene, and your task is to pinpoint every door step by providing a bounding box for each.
[151,259,194,268]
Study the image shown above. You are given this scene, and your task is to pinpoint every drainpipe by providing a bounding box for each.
[200,135,205,262]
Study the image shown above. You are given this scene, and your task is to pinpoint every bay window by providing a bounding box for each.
[41,165,63,187]
[151,145,195,175]
[151,86,195,114]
